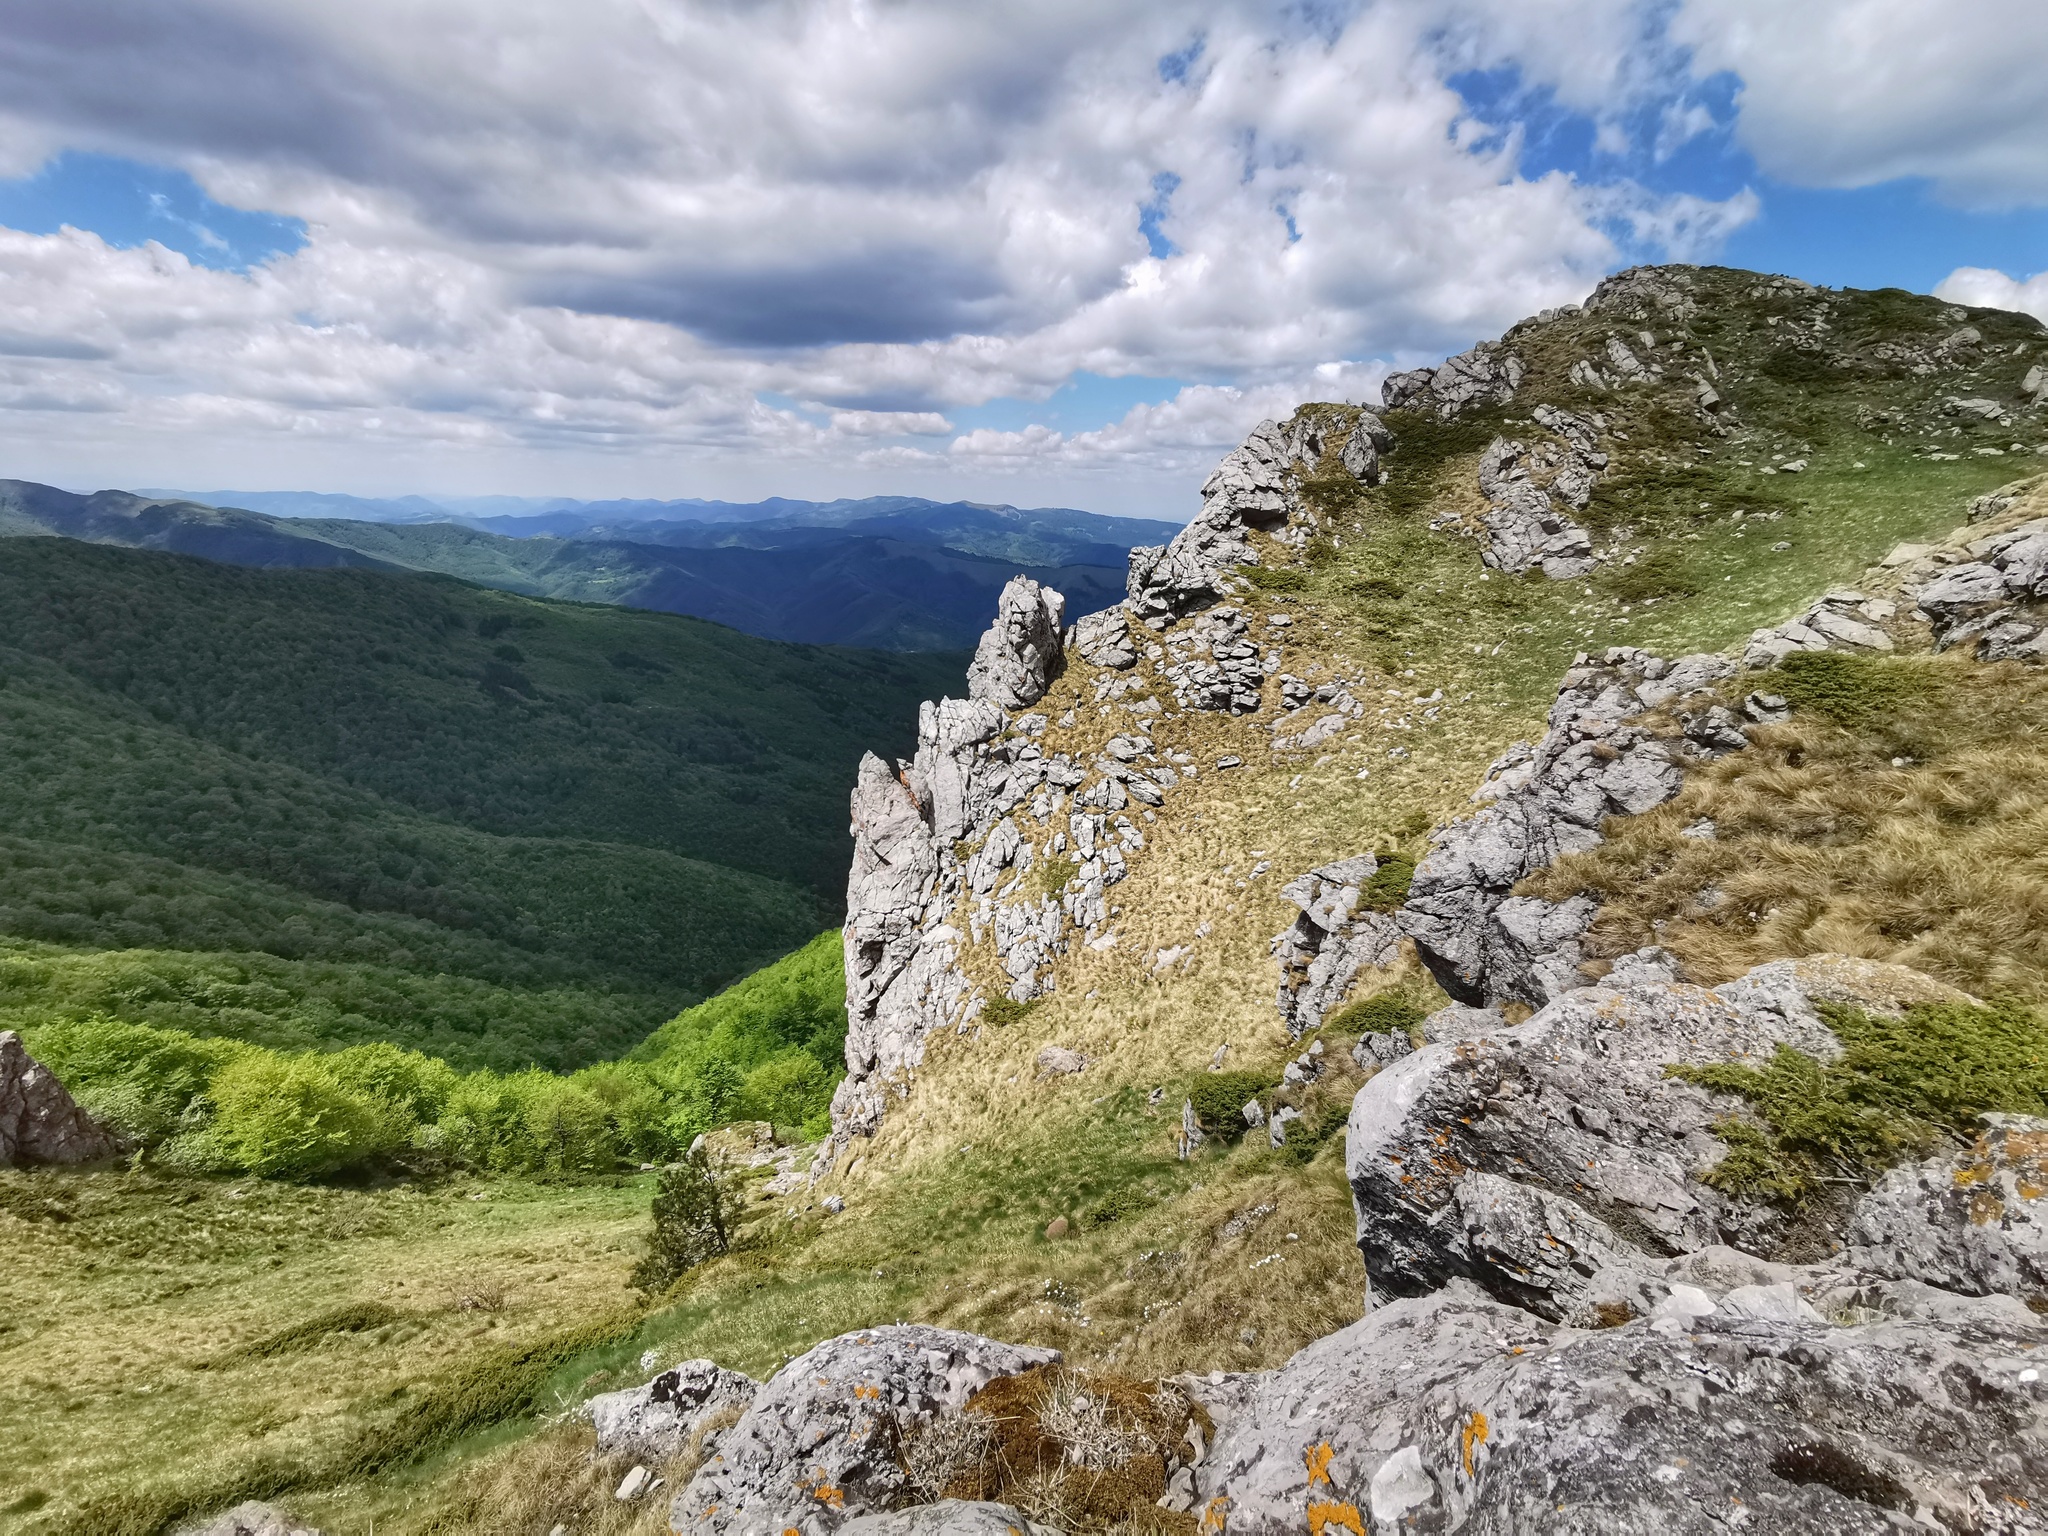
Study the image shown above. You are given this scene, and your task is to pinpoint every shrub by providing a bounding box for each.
[1669,998,2048,1201]
[980,996,1038,1027]
[205,1052,406,1179]
[1774,652,1934,729]
[631,1147,737,1294]
[23,1015,248,1144]
[1357,856,1416,912]
[1326,993,1426,1039]
[740,1050,834,1134]
[1185,1070,1276,1135]
[326,1042,459,1122]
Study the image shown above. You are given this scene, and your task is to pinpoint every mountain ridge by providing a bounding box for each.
[6,484,1171,649]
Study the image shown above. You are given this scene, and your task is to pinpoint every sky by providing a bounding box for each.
[0,1,2043,521]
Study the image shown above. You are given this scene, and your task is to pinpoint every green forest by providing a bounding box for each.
[0,539,952,1068]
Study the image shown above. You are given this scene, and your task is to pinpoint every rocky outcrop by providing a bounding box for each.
[585,1358,757,1463]
[0,1030,116,1167]
[1271,856,1402,1037]
[966,578,1066,710]
[1156,605,1274,714]
[1396,648,1735,1008]
[1126,409,1387,626]
[670,1325,1058,1536]
[1911,515,2048,662]
[1745,587,1900,668]
[1343,954,1964,1321]
[1472,404,1604,579]
[1068,606,1137,670]
[1381,342,1524,420]
[1193,1273,2047,1536]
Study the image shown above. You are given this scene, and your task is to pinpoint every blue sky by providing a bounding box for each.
[0,1,2038,514]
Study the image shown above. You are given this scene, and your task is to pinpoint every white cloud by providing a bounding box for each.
[0,0,1825,508]
[1934,267,2048,325]
[1668,0,2048,206]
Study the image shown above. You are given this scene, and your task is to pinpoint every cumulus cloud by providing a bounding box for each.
[1935,267,2048,325]
[0,0,2010,508]
[1668,0,2048,206]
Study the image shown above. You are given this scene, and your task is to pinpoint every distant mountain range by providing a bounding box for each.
[5,485,1181,649]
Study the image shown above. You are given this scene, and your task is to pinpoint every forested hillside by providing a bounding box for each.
[0,540,955,1067]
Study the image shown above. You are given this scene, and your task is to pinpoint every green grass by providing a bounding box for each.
[1670,999,2048,1201]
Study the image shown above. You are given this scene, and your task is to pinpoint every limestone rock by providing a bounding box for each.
[1196,1277,2048,1535]
[1127,409,1386,625]
[839,1502,1055,1536]
[1157,605,1271,715]
[1271,855,1402,1037]
[1850,1115,2048,1301]
[1906,517,2048,662]
[1396,648,1733,1008]
[670,1325,1059,1536]
[966,577,1066,711]
[585,1358,757,1463]
[1345,954,1954,1321]
[1069,607,1137,671]
[1381,341,1525,421]
[1034,1045,1087,1077]
[1744,585,1910,670]
[1471,407,1604,580]
[0,1030,117,1167]
[177,1505,322,1536]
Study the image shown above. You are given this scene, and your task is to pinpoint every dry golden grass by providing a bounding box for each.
[1527,651,2048,1002]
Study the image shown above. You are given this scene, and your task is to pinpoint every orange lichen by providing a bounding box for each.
[1305,1441,1335,1488]
[1306,1500,1366,1536]
[1461,1411,1490,1478]
[1201,1495,1232,1533]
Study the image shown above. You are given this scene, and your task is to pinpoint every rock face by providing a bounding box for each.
[1396,648,1735,1008]
[1194,1275,2048,1536]
[0,1030,116,1167]
[1270,856,1402,1037]
[1850,1115,2048,1301]
[1472,404,1604,579]
[966,577,1066,710]
[670,1325,1058,1536]
[1381,341,1524,420]
[1342,955,1959,1320]
[1126,409,1387,627]
[1745,586,1900,668]
[586,1358,758,1463]
[1911,515,2048,662]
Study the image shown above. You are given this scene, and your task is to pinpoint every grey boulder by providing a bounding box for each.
[586,1357,757,1462]
[1850,1114,2048,1301]
[671,1325,1059,1535]
[176,1505,322,1536]
[1195,1278,2048,1535]
[0,1030,117,1167]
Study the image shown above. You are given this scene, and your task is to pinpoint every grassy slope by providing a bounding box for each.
[12,269,2046,1533]
[0,540,955,1066]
